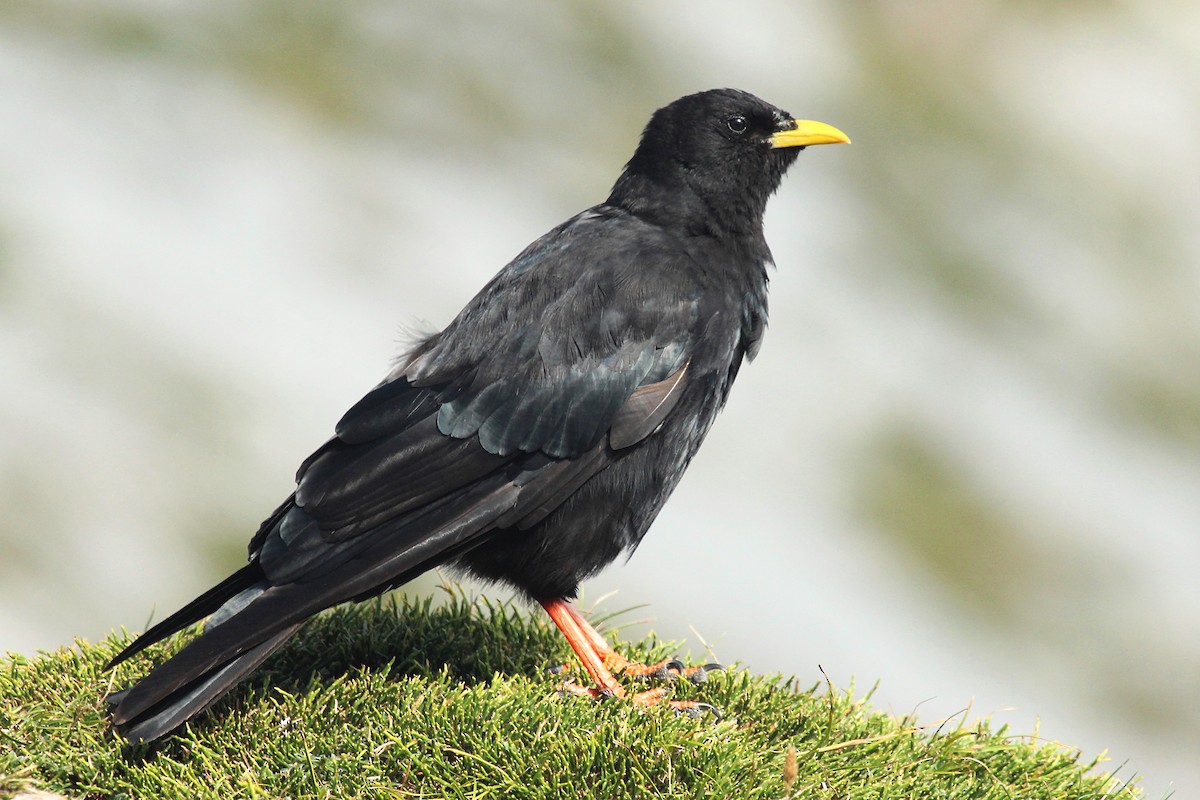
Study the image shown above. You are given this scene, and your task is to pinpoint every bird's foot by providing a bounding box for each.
[539,598,722,717]
[604,654,723,684]
[551,656,721,682]
[554,678,718,717]
[549,656,722,684]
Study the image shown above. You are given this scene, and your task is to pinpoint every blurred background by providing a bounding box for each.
[1,1,1196,796]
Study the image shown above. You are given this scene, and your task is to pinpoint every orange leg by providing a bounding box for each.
[538,598,720,715]
[560,602,718,681]
[538,597,626,698]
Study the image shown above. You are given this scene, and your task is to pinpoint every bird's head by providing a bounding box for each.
[609,88,849,237]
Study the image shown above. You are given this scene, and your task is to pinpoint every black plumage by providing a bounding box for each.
[106,88,849,741]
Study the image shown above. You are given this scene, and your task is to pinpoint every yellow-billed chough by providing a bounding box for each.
[107,88,849,741]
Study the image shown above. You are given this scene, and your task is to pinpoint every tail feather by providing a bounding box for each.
[106,563,266,670]
[106,461,529,741]
[108,580,320,725]
[111,623,301,743]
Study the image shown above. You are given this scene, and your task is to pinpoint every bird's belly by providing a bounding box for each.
[452,399,716,600]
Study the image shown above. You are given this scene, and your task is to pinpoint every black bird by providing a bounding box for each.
[106,88,849,741]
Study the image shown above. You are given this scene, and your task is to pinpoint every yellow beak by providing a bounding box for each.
[770,120,851,148]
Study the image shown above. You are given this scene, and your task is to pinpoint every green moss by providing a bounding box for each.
[1,595,1136,799]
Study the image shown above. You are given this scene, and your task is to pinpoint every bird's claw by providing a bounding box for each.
[637,658,724,683]
[650,658,686,680]
[686,662,724,684]
[620,656,723,683]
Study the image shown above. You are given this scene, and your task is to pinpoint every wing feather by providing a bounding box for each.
[610,361,690,449]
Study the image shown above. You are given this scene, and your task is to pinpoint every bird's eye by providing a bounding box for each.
[726,115,748,134]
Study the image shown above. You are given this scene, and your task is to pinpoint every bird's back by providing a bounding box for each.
[452,203,773,598]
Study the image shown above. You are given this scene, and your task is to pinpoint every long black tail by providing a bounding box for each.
[106,485,521,741]
[105,562,286,743]
[106,563,265,670]
[108,622,301,743]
